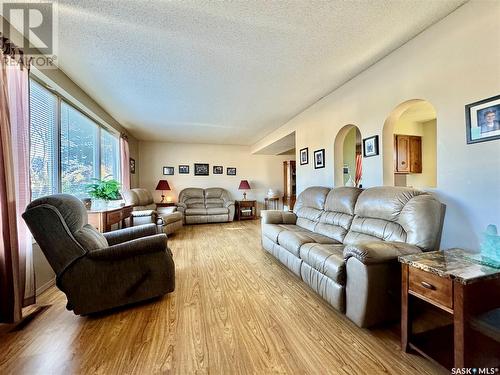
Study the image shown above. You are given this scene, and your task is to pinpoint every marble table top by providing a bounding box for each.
[399,248,500,285]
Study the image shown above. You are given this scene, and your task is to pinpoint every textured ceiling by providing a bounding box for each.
[54,0,465,144]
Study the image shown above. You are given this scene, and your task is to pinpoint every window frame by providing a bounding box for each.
[30,76,121,199]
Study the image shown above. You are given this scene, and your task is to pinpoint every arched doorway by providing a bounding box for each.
[382,100,437,188]
[334,124,362,187]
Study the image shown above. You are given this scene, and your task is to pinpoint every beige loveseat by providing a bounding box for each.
[177,188,235,224]
[122,189,183,235]
[261,186,445,328]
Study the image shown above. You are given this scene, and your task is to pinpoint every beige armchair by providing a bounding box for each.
[122,188,183,235]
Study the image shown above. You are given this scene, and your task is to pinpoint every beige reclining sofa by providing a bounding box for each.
[177,188,235,224]
[261,186,444,328]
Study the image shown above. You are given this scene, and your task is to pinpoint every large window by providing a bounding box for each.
[29,79,121,200]
[30,80,58,200]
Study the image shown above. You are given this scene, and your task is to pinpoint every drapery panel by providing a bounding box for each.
[120,135,131,190]
[0,52,34,323]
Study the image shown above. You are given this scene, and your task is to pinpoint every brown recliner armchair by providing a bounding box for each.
[22,194,175,315]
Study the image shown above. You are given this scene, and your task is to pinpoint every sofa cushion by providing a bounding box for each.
[185,208,207,216]
[206,199,224,208]
[293,186,330,231]
[262,224,309,243]
[277,230,338,257]
[206,207,229,215]
[299,243,346,284]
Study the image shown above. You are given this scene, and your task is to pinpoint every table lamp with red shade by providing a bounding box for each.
[238,180,251,200]
[156,180,171,203]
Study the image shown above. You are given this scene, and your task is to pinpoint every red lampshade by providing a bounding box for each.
[156,180,171,191]
[238,180,251,190]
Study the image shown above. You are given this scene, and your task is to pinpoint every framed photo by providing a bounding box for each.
[299,147,309,165]
[363,135,379,157]
[343,165,349,174]
[465,94,500,144]
[129,158,136,174]
[314,149,325,169]
[227,167,237,176]
[179,165,189,174]
[213,165,223,174]
[194,163,209,176]
[163,166,174,175]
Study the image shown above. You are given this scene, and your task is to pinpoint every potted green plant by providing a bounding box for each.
[86,177,121,210]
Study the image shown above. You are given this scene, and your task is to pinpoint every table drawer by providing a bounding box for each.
[106,211,122,226]
[408,267,453,310]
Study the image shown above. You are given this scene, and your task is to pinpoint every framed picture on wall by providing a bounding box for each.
[363,135,379,157]
[213,166,223,174]
[163,166,174,175]
[314,149,325,169]
[299,147,309,165]
[227,167,237,176]
[129,158,136,174]
[465,94,500,144]
[179,165,189,174]
[194,163,209,176]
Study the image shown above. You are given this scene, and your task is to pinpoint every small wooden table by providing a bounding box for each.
[87,205,133,233]
[399,249,500,370]
[156,202,176,207]
[264,197,279,210]
[235,200,257,220]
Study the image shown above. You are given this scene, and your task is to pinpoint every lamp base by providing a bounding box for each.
[243,192,247,201]
[161,194,165,203]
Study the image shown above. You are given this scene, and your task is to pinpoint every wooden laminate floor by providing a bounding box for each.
[0,220,445,375]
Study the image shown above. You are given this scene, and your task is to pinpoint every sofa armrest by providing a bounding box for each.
[89,233,167,260]
[176,202,186,214]
[224,200,235,208]
[103,223,158,246]
[344,241,422,265]
[261,210,297,225]
[131,209,157,218]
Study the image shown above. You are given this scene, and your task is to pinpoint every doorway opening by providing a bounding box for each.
[334,125,362,187]
[382,100,437,188]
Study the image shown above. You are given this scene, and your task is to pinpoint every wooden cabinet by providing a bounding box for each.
[394,135,422,174]
[283,160,296,211]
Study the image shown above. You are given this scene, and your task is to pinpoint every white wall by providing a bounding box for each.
[138,142,293,212]
[251,1,500,250]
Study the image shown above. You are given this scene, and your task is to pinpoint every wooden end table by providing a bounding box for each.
[235,200,257,220]
[87,205,133,233]
[264,197,279,210]
[156,202,176,207]
[399,249,500,370]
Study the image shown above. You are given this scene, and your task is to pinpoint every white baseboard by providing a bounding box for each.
[36,277,55,296]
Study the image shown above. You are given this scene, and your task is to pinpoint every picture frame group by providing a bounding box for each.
[165,164,237,176]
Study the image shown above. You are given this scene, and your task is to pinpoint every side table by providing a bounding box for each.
[235,200,257,220]
[156,202,176,207]
[399,249,500,370]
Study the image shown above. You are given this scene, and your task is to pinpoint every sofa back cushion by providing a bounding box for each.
[205,187,226,208]
[293,187,330,231]
[179,188,205,208]
[343,187,444,251]
[123,189,154,207]
[314,187,362,242]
